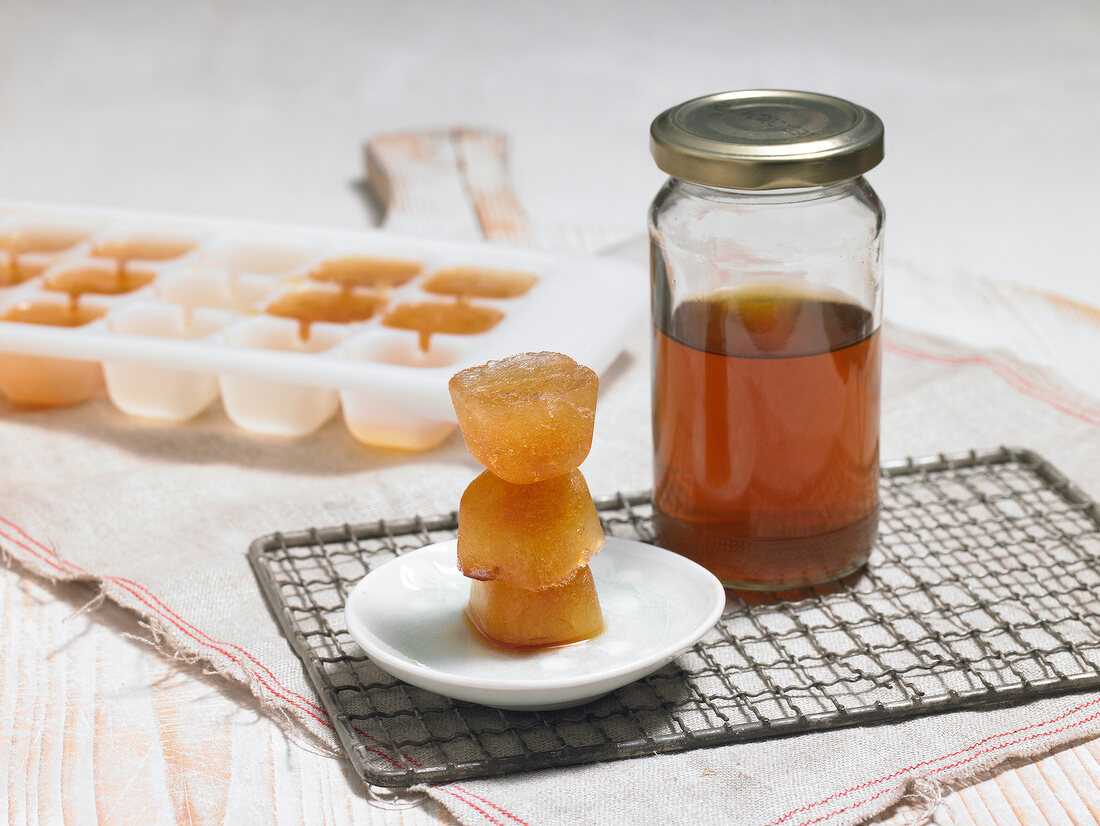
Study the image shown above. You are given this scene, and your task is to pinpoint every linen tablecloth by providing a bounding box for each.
[3,224,1098,824]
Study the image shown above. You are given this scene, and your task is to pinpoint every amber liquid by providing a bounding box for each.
[652,277,881,590]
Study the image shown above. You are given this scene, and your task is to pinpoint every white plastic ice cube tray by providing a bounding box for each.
[0,203,644,450]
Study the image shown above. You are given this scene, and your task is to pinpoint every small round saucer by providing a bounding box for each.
[344,536,726,710]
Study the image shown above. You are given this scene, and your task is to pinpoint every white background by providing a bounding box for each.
[2,0,1098,306]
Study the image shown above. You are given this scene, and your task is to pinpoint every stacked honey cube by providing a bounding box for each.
[448,351,605,648]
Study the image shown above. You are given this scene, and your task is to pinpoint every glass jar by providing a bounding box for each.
[648,90,885,590]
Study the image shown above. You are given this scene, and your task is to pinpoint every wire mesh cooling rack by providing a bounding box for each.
[249,446,1100,788]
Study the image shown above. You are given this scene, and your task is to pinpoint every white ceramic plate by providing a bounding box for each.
[344,536,726,710]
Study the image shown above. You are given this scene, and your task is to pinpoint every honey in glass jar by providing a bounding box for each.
[648,90,885,589]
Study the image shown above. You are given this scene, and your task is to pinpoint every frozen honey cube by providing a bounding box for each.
[309,255,421,289]
[265,288,387,340]
[0,302,106,406]
[421,266,537,299]
[457,468,604,590]
[382,301,503,351]
[448,351,598,484]
[466,565,604,648]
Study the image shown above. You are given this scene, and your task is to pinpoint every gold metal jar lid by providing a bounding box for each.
[650,90,884,190]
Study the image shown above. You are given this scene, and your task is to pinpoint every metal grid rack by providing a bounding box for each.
[248,447,1100,788]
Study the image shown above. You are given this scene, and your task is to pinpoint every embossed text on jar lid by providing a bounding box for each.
[650,90,884,190]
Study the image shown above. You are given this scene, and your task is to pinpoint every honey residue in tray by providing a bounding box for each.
[0,255,49,287]
[421,267,538,299]
[0,301,107,406]
[0,226,88,256]
[1,227,89,286]
[44,265,156,304]
[1,302,105,327]
[382,301,503,352]
[309,255,422,290]
[265,288,387,341]
[91,237,197,267]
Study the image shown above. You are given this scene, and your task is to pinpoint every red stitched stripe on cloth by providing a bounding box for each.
[0,515,513,803]
[441,787,509,826]
[1,514,331,716]
[446,785,530,825]
[885,340,1100,426]
[0,515,87,576]
[1,516,335,729]
[770,695,1100,825]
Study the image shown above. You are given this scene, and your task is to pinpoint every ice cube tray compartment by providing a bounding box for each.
[104,302,231,422]
[0,203,645,450]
